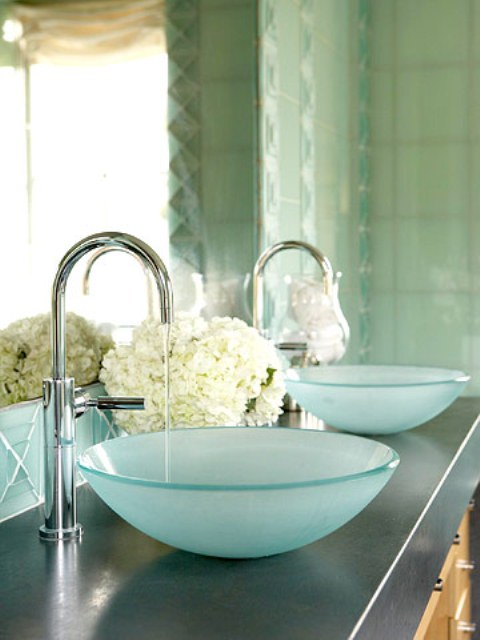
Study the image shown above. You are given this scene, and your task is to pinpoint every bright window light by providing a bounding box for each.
[0,53,170,331]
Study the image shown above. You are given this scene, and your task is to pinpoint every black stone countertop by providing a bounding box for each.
[2,398,480,640]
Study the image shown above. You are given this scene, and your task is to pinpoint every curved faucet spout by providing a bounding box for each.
[252,240,334,336]
[52,231,173,379]
[40,231,173,542]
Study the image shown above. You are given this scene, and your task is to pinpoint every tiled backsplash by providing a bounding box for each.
[254,0,480,388]
[257,0,362,357]
[0,383,119,523]
[369,0,480,393]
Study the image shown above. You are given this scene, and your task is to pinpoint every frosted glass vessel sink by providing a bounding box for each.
[285,365,470,435]
[78,427,399,558]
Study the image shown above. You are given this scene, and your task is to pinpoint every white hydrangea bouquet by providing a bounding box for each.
[0,312,113,408]
[100,313,285,434]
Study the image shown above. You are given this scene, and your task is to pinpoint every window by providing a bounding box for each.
[0,1,168,333]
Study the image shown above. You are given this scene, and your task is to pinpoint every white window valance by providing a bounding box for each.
[11,0,166,65]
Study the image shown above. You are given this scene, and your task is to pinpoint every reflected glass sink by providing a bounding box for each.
[78,427,399,558]
[285,365,470,435]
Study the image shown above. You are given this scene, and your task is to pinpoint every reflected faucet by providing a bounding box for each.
[39,231,173,542]
[252,240,349,366]
[82,246,154,316]
[252,240,334,335]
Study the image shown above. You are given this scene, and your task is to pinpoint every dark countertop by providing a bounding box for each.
[2,398,480,640]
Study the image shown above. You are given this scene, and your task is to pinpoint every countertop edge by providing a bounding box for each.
[351,411,480,639]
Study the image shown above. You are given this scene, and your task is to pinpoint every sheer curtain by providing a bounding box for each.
[13,0,166,64]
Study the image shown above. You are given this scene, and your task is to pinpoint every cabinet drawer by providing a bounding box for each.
[415,549,456,640]
[415,508,474,640]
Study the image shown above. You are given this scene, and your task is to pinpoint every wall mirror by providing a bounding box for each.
[1,0,478,392]
[0,0,258,331]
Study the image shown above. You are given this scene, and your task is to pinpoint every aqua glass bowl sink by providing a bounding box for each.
[78,427,399,558]
[285,365,470,435]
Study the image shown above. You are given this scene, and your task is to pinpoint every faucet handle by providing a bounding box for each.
[87,396,145,411]
[75,392,144,417]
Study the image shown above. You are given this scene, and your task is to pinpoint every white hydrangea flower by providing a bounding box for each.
[0,313,113,407]
[100,312,285,433]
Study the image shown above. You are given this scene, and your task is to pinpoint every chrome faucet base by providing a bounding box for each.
[39,523,83,542]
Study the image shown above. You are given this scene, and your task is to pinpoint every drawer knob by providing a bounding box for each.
[433,578,444,592]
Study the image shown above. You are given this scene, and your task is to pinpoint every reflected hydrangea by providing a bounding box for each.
[0,312,113,407]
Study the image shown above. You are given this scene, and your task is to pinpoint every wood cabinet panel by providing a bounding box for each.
[415,509,475,640]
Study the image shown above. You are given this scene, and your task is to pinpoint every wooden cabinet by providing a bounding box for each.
[415,508,476,639]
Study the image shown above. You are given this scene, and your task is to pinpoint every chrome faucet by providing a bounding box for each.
[252,240,335,336]
[39,231,173,542]
[252,239,349,368]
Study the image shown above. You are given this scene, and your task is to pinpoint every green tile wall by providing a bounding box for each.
[257,0,360,357]
[198,0,257,284]
[369,0,480,393]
